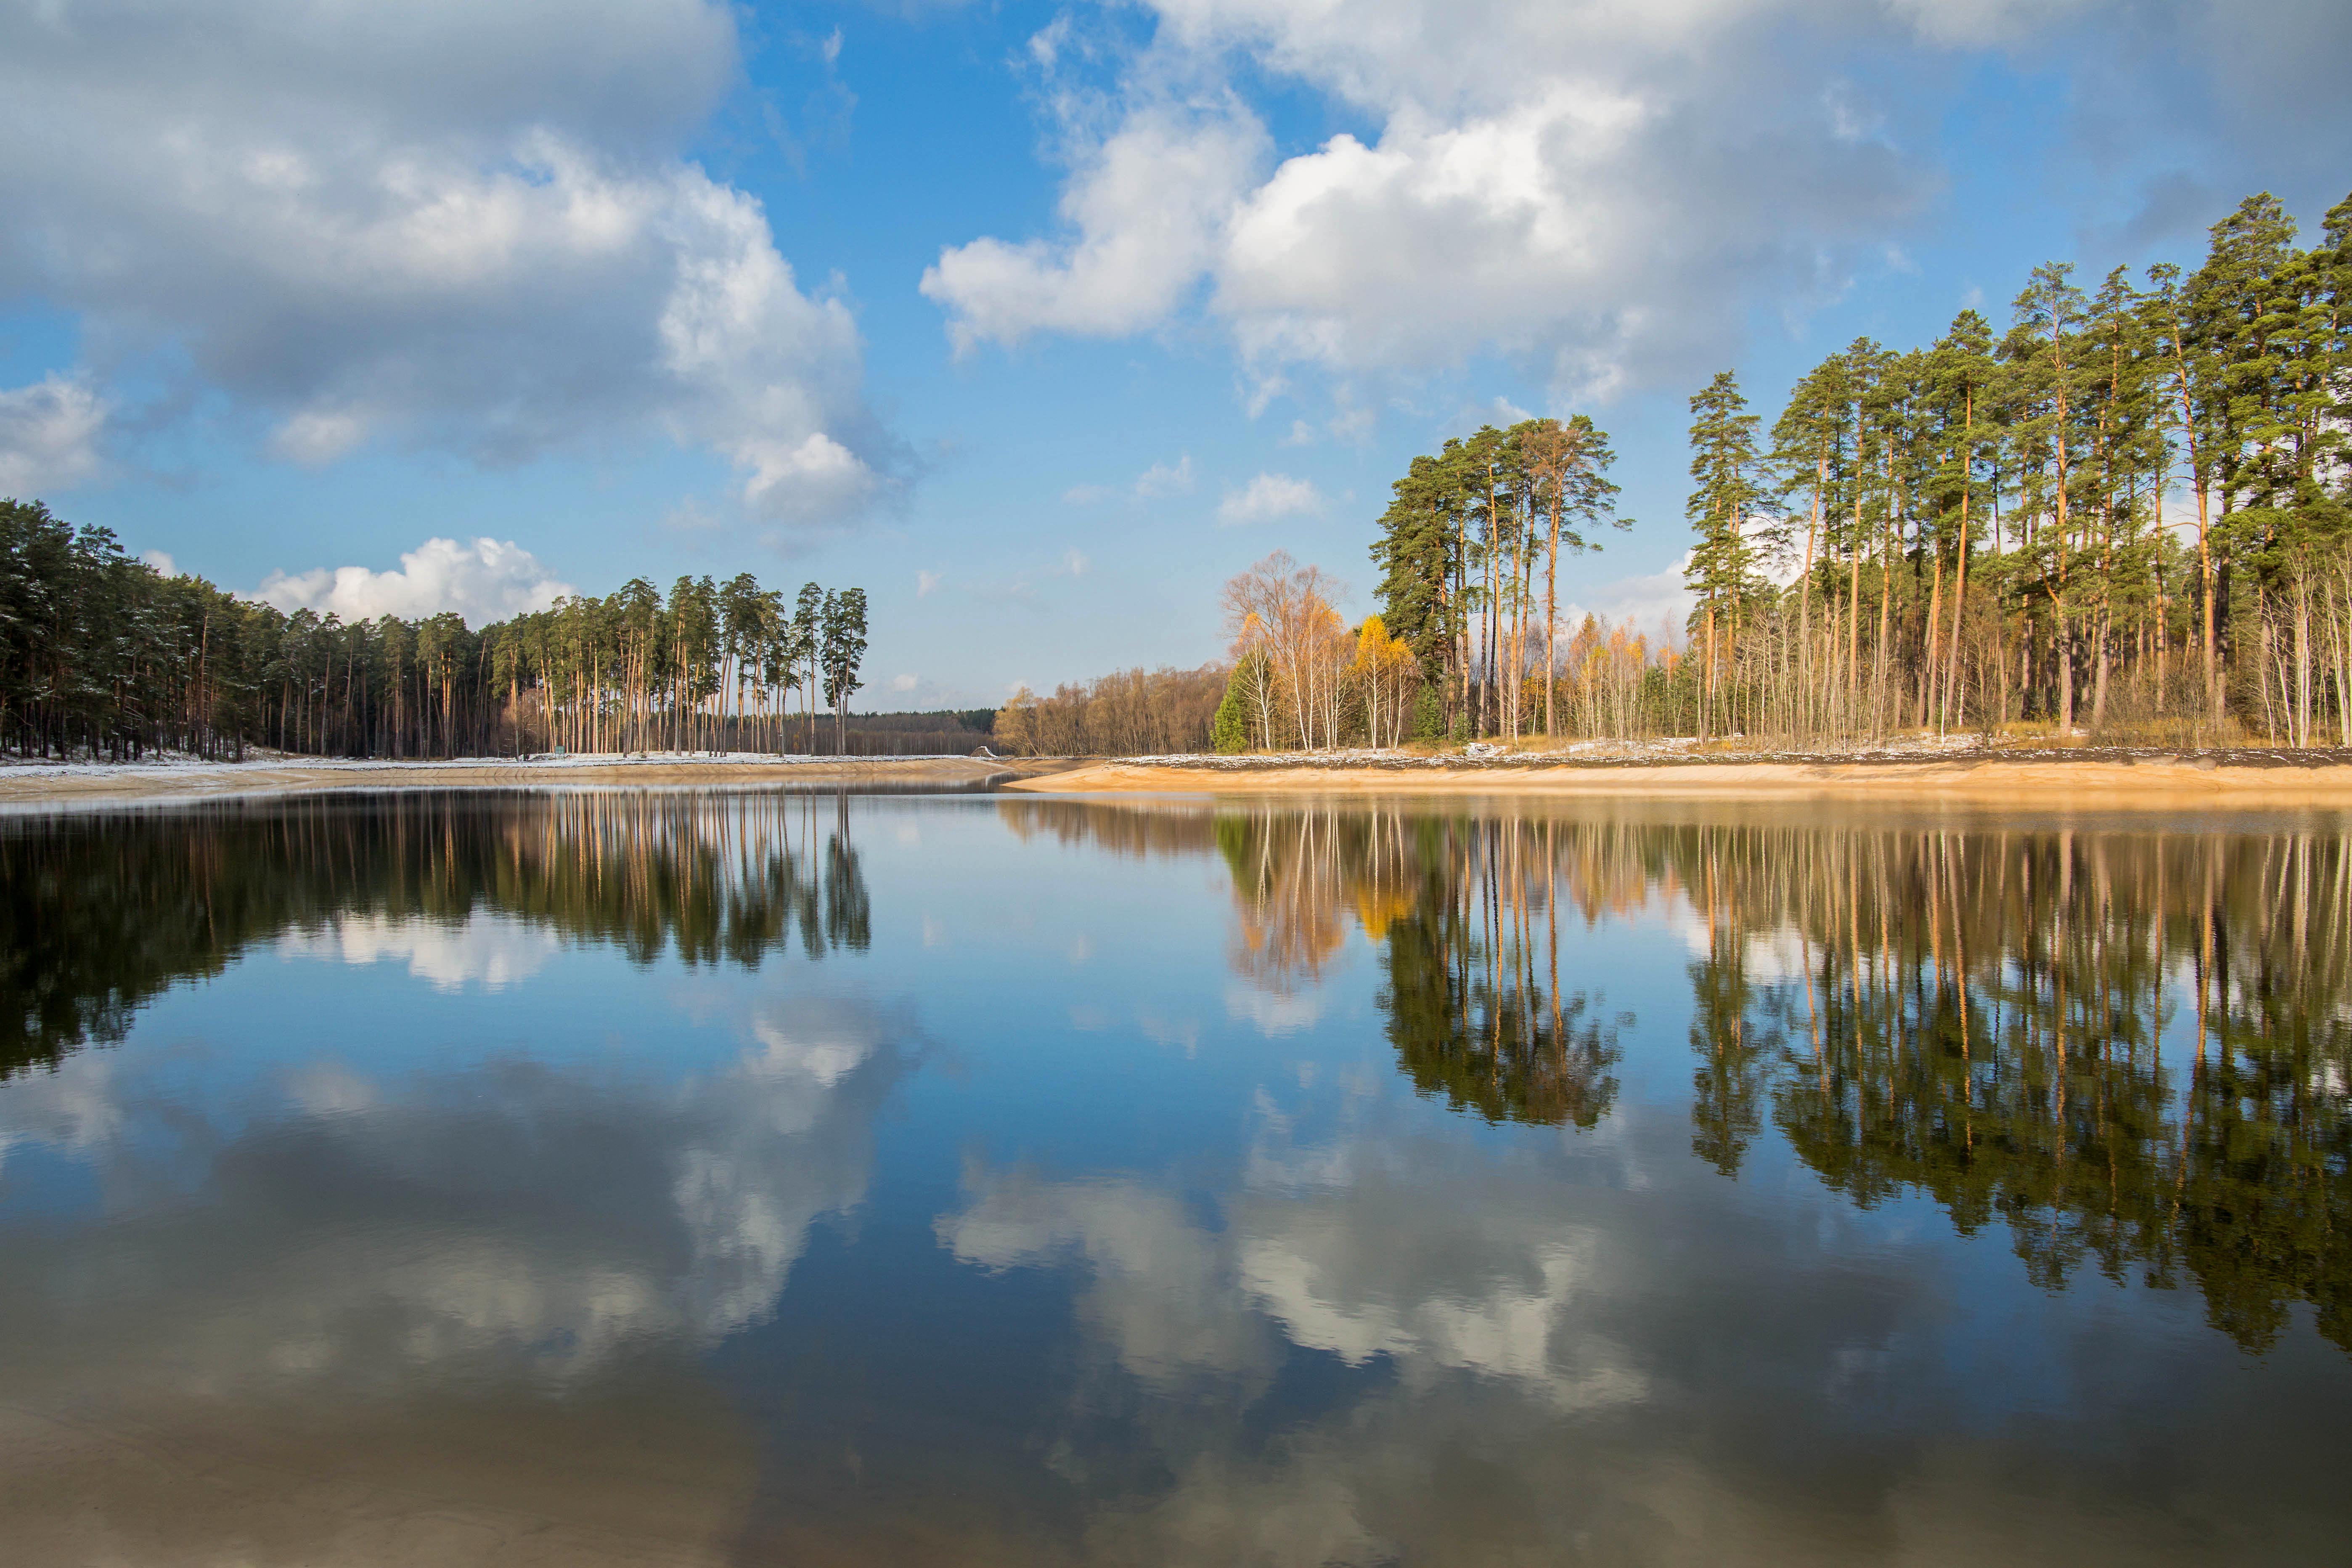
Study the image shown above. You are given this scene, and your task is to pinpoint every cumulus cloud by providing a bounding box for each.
[921,100,1268,352]
[253,536,575,626]
[0,0,890,524]
[927,0,2348,409]
[925,0,1938,399]
[1217,471,1324,525]
[1134,454,1197,499]
[1559,551,1697,646]
[0,375,106,495]
[1069,454,1196,505]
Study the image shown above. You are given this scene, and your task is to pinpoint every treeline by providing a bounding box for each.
[0,497,873,759]
[992,664,1227,755]
[1369,185,2352,745]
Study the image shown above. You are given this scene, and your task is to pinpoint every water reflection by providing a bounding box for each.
[1012,798,2352,1357]
[1688,822,2352,1355]
[2,790,2350,1563]
[0,790,903,1567]
[1,788,875,1077]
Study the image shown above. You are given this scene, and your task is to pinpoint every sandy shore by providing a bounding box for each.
[0,753,1030,808]
[15,749,2352,808]
[1001,754,2352,803]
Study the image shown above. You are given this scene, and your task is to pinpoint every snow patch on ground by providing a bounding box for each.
[1116,733,1997,769]
[0,750,974,779]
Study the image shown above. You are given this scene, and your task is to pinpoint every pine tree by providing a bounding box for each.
[1682,371,1772,736]
[1924,310,1995,730]
[821,587,867,755]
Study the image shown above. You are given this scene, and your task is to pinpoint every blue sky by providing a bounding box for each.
[2,0,2346,707]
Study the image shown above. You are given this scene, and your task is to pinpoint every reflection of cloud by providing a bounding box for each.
[0,992,914,1404]
[747,998,877,1089]
[942,1123,1641,1413]
[1225,982,1324,1036]
[278,911,561,991]
[941,1167,1280,1389]
[1232,1180,1641,1409]
[945,1101,2163,1567]
[0,1049,120,1175]
[1668,902,1812,983]
[1137,1009,1201,1055]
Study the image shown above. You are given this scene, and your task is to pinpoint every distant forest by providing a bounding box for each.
[0,498,909,760]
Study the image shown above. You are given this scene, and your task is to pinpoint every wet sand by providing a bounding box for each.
[1002,754,2352,802]
[0,755,1036,808]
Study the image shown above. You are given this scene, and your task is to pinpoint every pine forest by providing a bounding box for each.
[1357,188,2352,750]
[0,498,872,761]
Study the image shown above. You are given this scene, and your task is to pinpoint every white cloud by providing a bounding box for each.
[1134,454,1197,499]
[1070,454,1197,506]
[0,0,888,525]
[1060,549,1090,576]
[916,569,943,596]
[253,536,575,626]
[140,550,178,577]
[1558,552,1695,647]
[1880,0,2103,47]
[0,375,106,495]
[926,0,2122,402]
[891,673,919,692]
[1217,471,1324,526]
[922,100,1268,352]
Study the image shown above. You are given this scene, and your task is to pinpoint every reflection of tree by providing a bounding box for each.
[1012,795,2352,1358]
[1207,806,1623,1130]
[994,797,1220,861]
[1377,817,1622,1130]
[1,789,875,1076]
[1675,820,2352,1356]
[1216,808,1404,996]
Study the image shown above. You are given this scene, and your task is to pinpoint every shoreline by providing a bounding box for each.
[1001,752,2352,802]
[0,753,1034,809]
[11,748,2352,808]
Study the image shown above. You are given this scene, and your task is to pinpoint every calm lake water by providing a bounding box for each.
[3,787,2349,1565]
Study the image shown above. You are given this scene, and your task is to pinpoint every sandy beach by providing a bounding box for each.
[1001,752,2352,803]
[0,753,1033,809]
[11,748,2352,809]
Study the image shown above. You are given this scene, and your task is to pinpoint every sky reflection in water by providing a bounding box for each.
[1,788,2348,1566]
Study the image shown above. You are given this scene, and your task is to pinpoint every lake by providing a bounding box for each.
[3,786,2348,1565]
